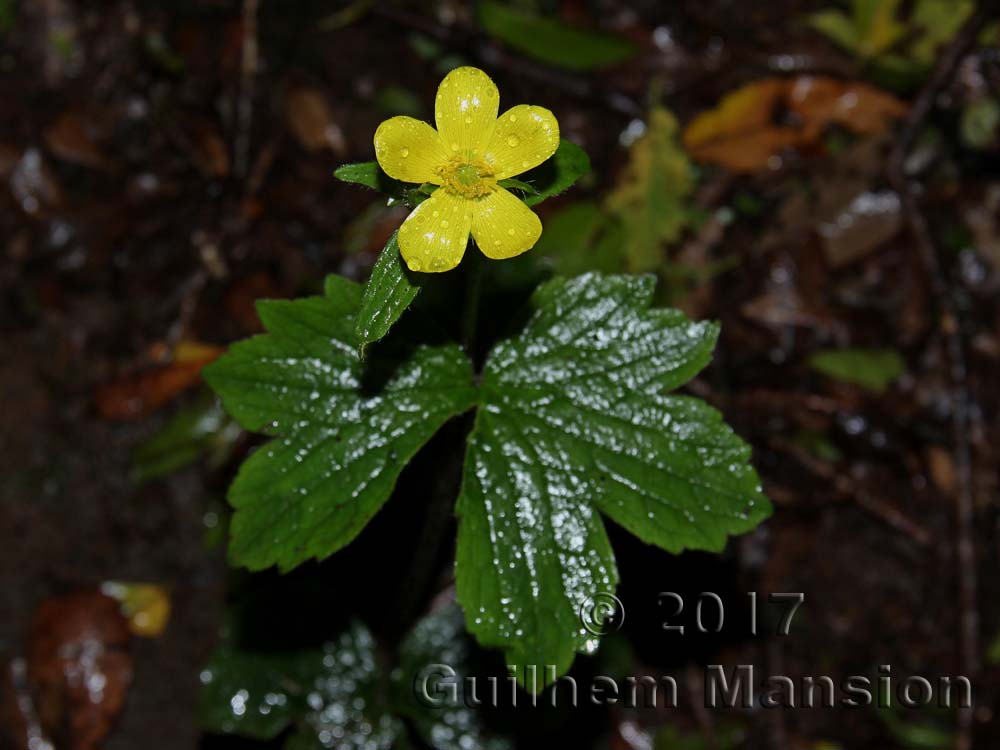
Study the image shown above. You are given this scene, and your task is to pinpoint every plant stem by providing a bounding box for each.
[461,247,485,357]
[398,245,483,626]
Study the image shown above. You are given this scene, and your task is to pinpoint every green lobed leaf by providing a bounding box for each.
[199,645,314,740]
[808,348,905,392]
[285,623,404,750]
[522,139,591,207]
[200,622,403,748]
[456,273,770,688]
[203,275,476,572]
[478,1,637,72]
[391,604,512,750]
[355,231,422,353]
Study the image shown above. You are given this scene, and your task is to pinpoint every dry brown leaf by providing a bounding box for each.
[286,86,346,155]
[94,341,223,421]
[182,119,230,178]
[684,77,908,172]
[27,592,132,750]
[44,111,107,169]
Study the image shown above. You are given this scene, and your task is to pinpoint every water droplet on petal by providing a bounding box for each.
[400,147,410,158]
[464,115,473,124]
[509,113,518,122]
[507,228,515,236]
[410,258,422,271]
[507,135,520,147]
[441,219,449,228]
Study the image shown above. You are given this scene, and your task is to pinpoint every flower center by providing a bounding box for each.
[437,154,496,199]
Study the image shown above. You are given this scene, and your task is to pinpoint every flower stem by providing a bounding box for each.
[460,245,485,356]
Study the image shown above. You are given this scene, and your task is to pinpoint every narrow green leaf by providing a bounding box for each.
[522,139,591,207]
[478,1,637,71]
[334,161,403,192]
[497,177,539,195]
[808,348,905,392]
[203,277,476,572]
[335,161,431,207]
[338,141,586,212]
[356,232,421,352]
[456,273,769,688]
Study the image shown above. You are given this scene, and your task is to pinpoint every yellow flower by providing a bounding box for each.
[374,67,560,273]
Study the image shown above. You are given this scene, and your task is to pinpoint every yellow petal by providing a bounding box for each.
[471,187,542,260]
[435,66,500,153]
[374,116,448,184]
[398,190,472,272]
[485,105,560,179]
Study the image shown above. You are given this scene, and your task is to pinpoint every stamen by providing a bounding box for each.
[437,155,497,199]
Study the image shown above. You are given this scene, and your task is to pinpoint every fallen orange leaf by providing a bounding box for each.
[683,76,908,172]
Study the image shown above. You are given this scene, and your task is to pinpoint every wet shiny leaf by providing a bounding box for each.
[203,276,477,571]
[200,622,403,747]
[199,645,316,740]
[456,273,770,687]
[335,160,432,208]
[355,232,421,354]
[285,624,404,750]
[335,161,408,198]
[391,605,511,750]
[521,139,591,207]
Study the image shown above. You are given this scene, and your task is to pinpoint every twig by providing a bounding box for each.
[769,437,934,547]
[235,0,259,180]
[887,4,998,748]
